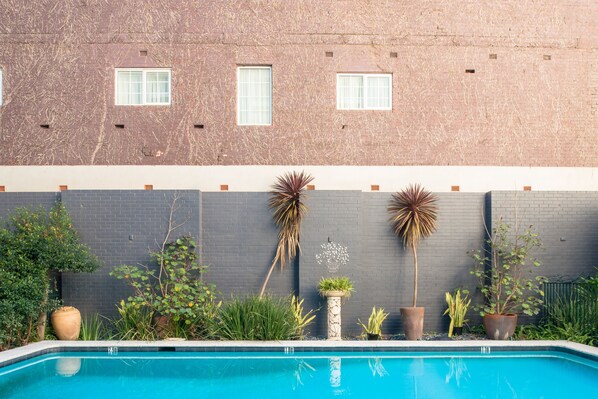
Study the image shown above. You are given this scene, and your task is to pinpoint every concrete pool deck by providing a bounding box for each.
[1,340,597,368]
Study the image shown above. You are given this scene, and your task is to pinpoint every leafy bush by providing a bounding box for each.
[318,277,354,297]
[0,203,99,349]
[470,221,546,316]
[111,236,218,339]
[516,323,595,346]
[211,296,299,340]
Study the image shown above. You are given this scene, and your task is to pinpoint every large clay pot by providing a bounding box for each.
[483,314,517,340]
[51,306,81,340]
[400,307,425,340]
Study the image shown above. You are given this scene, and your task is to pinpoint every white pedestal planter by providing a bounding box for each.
[322,291,345,341]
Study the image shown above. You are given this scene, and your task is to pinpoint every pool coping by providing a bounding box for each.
[1,340,597,368]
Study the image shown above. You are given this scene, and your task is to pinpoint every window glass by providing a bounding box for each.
[238,67,272,125]
[337,74,392,110]
[116,69,170,105]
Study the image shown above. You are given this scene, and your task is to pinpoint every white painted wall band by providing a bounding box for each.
[1,165,597,192]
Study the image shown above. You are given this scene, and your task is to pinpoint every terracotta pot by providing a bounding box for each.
[483,314,518,340]
[51,306,81,340]
[366,333,381,341]
[400,307,425,340]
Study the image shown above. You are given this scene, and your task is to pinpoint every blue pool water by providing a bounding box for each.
[0,351,597,399]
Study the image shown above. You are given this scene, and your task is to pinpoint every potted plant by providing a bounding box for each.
[443,289,471,337]
[318,277,354,340]
[470,220,546,340]
[357,307,389,340]
[388,184,438,340]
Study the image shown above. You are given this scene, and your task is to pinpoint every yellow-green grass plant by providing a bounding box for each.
[444,289,471,337]
[291,295,316,339]
[357,307,389,337]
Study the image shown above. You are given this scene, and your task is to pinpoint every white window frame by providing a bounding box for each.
[114,68,171,106]
[237,66,272,126]
[336,73,392,111]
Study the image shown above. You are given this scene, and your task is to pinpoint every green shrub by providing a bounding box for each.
[80,313,105,341]
[211,296,298,340]
[111,236,218,339]
[470,221,545,316]
[111,300,156,341]
[0,203,99,348]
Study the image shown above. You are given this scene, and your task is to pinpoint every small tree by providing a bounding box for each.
[470,221,546,316]
[111,236,218,338]
[0,203,100,344]
[259,171,313,297]
[388,184,438,307]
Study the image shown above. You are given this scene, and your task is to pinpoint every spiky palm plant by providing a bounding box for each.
[259,171,314,297]
[388,184,438,307]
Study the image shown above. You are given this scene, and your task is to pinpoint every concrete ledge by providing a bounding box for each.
[1,340,597,369]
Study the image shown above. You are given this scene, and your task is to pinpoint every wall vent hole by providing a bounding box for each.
[465,69,475,74]
[489,54,497,60]
[325,51,334,58]
[194,124,204,129]
[543,55,551,61]
[115,124,125,129]
[140,50,148,56]
[40,124,50,129]
[390,52,398,58]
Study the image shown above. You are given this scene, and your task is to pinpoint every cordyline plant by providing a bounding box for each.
[470,221,546,316]
[388,184,438,307]
[259,171,314,297]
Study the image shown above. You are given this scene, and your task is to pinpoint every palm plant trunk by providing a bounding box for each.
[412,242,418,307]
[259,259,278,298]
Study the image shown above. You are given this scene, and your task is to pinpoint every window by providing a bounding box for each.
[115,69,171,105]
[237,66,272,125]
[336,73,392,110]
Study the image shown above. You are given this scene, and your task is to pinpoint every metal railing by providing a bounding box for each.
[543,281,598,329]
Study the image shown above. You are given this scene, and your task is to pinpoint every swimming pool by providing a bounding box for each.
[1,344,597,399]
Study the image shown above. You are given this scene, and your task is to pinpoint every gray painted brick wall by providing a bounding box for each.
[202,192,295,297]
[61,190,201,317]
[0,192,59,217]
[1,189,597,337]
[489,191,598,278]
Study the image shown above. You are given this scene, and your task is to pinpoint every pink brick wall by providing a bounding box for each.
[0,1,596,166]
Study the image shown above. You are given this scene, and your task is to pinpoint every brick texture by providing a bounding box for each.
[1,189,597,336]
[60,190,201,317]
[0,2,596,166]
